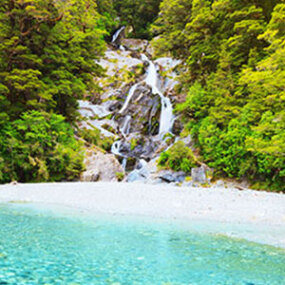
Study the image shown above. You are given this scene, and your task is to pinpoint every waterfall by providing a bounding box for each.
[159,97,174,135]
[119,54,174,134]
[120,115,131,137]
[112,26,125,44]
[111,141,123,157]
[111,54,175,159]
[143,55,174,135]
[122,158,128,170]
[119,83,139,114]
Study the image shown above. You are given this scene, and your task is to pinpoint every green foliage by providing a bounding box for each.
[130,138,138,151]
[112,0,162,39]
[157,1,285,190]
[158,141,197,173]
[0,0,108,183]
[0,111,84,183]
[115,172,125,181]
[79,128,102,146]
[0,0,106,122]
[96,0,118,34]
[78,127,115,152]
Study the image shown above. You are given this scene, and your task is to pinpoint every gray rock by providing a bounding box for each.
[159,173,176,183]
[191,166,207,184]
[175,171,187,183]
[157,170,186,183]
[145,43,154,57]
[82,171,100,182]
[127,170,146,183]
[121,38,149,52]
[81,151,124,182]
[126,159,150,182]
[116,134,160,160]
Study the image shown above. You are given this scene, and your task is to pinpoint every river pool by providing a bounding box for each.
[0,204,284,284]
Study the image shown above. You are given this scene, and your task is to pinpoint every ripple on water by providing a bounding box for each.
[0,204,284,285]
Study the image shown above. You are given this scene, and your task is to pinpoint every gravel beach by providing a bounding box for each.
[0,182,285,247]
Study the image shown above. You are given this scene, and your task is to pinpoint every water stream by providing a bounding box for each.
[119,83,139,114]
[79,28,179,171]
[111,26,125,44]
[111,52,174,160]
[120,115,131,137]
[143,54,174,135]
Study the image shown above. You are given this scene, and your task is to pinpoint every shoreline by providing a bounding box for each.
[0,182,285,248]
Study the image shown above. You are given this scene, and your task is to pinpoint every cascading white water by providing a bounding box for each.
[143,55,174,135]
[112,54,175,158]
[120,115,131,137]
[111,141,128,170]
[122,158,128,170]
[111,139,130,171]
[111,141,123,157]
[112,26,125,44]
[119,84,139,114]
[119,54,174,134]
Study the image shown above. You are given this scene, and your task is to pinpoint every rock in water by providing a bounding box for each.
[81,151,124,182]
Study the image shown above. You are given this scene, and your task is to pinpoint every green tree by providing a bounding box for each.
[0,111,84,183]
[159,0,285,190]
[113,0,162,38]
[0,0,106,121]
[0,0,107,183]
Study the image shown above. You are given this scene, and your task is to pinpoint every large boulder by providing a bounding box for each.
[156,170,186,183]
[81,151,124,182]
[121,38,149,53]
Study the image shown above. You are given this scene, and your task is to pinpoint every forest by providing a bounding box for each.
[0,0,284,191]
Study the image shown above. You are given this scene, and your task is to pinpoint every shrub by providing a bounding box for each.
[158,141,197,173]
[78,127,114,152]
[115,172,125,181]
[0,111,84,183]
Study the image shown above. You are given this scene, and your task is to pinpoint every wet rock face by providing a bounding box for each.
[120,85,161,136]
[114,134,160,160]
[78,35,184,177]
[172,119,184,136]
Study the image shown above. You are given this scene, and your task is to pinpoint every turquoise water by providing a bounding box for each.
[0,204,284,285]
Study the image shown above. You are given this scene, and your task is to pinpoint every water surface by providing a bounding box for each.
[0,204,284,284]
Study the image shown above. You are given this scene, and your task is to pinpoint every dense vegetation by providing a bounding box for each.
[158,141,197,173]
[153,0,285,191]
[0,0,105,182]
[0,0,284,191]
[97,0,162,39]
